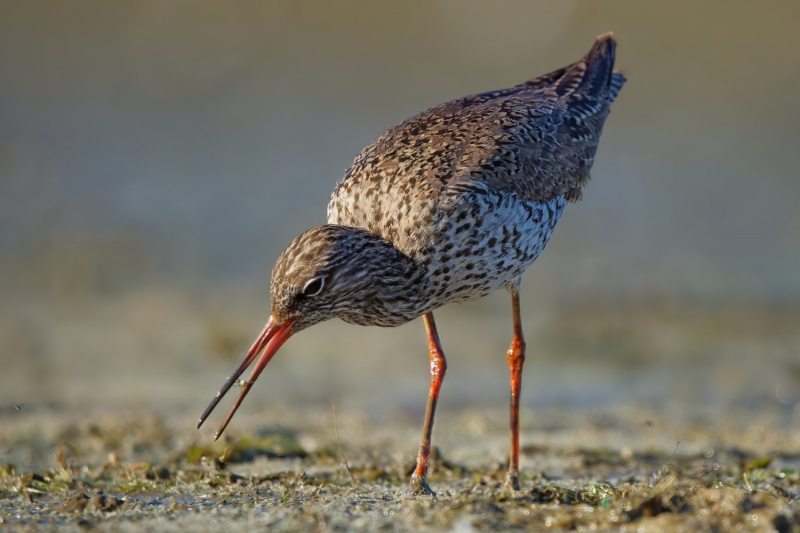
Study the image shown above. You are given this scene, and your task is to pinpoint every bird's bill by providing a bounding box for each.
[196,316,294,440]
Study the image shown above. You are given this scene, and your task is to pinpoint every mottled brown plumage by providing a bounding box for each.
[198,33,625,495]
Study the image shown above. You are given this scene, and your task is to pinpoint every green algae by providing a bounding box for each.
[1,407,799,532]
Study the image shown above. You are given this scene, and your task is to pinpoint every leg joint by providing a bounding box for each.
[506,337,526,363]
[430,350,447,375]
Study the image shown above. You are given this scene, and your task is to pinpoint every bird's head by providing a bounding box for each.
[269,225,401,333]
[197,224,424,438]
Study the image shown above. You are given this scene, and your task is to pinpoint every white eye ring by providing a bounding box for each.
[301,276,325,297]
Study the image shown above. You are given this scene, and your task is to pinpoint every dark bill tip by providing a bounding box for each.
[211,320,294,439]
[196,319,276,430]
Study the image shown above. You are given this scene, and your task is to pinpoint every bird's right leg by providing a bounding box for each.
[504,283,526,491]
[408,312,447,496]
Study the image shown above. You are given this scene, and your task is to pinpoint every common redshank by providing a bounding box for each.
[198,33,625,495]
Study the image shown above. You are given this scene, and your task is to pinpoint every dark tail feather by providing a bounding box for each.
[555,32,625,104]
[607,72,626,104]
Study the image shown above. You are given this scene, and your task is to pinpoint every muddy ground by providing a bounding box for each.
[1,402,799,532]
[2,297,800,531]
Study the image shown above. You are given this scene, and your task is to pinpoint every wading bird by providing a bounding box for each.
[198,33,625,495]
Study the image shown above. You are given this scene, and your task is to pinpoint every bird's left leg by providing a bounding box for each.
[505,283,526,491]
[408,312,447,496]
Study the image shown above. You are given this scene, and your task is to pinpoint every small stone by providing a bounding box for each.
[145,466,171,480]
[86,491,122,512]
[226,472,246,485]
[153,466,171,480]
[56,493,89,513]
[119,498,138,511]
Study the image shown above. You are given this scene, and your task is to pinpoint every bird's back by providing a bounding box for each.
[328,33,624,308]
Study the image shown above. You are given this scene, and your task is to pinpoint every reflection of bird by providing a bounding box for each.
[199,33,625,494]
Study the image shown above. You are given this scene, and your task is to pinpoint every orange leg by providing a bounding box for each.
[409,312,447,495]
[505,285,525,490]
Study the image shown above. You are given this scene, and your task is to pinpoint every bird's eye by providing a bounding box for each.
[301,276,325,297]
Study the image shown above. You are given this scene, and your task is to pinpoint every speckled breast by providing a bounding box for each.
[329,176,566,311]
[417,189,567,309]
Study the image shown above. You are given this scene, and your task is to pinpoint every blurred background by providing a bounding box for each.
[0,1,798,423]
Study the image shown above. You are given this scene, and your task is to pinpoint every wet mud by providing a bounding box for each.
[1,405,798,532]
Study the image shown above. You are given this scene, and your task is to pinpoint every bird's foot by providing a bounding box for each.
[406,474,436,497]
[502,470,521,493]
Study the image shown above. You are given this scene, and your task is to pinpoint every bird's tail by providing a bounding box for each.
[554,32,626,105]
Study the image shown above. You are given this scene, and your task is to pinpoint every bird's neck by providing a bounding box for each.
[333,225,428,327]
